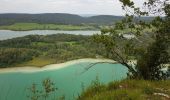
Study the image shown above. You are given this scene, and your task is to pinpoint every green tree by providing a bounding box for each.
[94,0,170,80]
[27,78,57,100]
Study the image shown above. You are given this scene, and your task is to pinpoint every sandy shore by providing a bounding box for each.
[0,58,116,74]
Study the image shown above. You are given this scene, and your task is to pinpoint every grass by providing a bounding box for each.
[0,23,97,31]
[78,79,170,100]
[14,57,56,67]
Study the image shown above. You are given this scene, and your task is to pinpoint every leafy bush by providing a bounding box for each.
[0,48,39,67]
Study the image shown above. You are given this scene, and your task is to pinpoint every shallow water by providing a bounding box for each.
[0,30,100,40]
[0,62,128,100]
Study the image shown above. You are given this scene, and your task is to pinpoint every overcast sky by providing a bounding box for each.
[0,0,144,15]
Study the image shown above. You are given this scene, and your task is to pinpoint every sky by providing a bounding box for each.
[0,0,144,16]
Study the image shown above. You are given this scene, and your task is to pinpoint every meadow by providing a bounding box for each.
[0,23,97,31]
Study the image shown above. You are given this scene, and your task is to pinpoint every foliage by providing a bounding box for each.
[0,48,39,67]
[93,0,170,80]
[78,79,170,100]
[27,78,57,100]
[0,34,106,68]
[78,77,105,100]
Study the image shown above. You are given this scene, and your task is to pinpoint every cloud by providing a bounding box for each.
[0,0,143,15]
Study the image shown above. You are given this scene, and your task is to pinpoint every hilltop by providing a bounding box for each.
[0,13,123,26]
[0,13,154,26]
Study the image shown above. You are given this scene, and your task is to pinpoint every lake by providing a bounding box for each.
[0,30,100,40]
[0,61,128,100]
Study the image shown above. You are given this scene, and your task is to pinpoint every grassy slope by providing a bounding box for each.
[79,80,170,100]
[0,23,97,31]
[13,57,56,67]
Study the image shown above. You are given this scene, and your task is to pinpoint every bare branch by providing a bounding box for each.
[80,61,117,75]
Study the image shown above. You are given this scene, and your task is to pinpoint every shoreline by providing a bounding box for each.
[0,58,116,74]
[0,29,100,32]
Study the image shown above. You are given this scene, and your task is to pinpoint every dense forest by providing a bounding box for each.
[0,13,154,26]
[0,34,106,68]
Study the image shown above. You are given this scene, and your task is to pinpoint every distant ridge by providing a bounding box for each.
[0,13,152,26]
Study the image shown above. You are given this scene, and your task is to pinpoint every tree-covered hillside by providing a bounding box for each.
[0,34,106,68]
[0,13,153,26]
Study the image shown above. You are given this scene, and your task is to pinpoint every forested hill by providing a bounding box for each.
[0,13,153,26]
[0,34,107,68]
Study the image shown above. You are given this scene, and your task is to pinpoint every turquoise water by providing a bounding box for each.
[0,62,128,100]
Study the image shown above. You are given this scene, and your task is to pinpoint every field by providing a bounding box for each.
[0,23,98,31]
